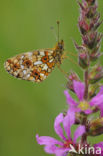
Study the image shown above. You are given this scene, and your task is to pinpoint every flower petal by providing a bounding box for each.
[97,86,103,96]
[55,148,69,156]
[63,109,75,139]
[44,145,69,156]
[94,142,103,156]
[100,109,103,117]
[90,86,103,107]
[94,142,103,148]
[90,95,103,107]
[73,125,85,143]
[36,134,62,146]
[98,105,103,117]
[73,80,85,101]
[54,113,66,141]
[64,90,78,107]
[84,109,92,114]
[44,145,58,154]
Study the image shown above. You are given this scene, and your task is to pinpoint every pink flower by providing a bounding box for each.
[36,111,85,156]
[64,80,103,116]
[94,142,103,156]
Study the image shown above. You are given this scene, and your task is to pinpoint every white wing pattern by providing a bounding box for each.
[4,49,56,82]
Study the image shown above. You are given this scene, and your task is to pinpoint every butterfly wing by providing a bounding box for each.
[4,49,56,82]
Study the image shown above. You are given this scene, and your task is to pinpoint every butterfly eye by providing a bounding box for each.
[58,44,63,50]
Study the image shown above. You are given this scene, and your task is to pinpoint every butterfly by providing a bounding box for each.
[4,21,66,82]
[4,39,65,83]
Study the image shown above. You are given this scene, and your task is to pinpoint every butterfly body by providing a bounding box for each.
[4,40,64,82]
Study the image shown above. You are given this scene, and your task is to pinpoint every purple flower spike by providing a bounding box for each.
[36,112,85,156]
[64,80,103,115]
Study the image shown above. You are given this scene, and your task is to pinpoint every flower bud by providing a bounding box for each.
[79,18,89,35]
[74,42,89,69]
[90,51,100,61]
[86,3,97,18]
[75,112,87,125]
[89,40,101,61]
[79,52,89,69]
[89,64,103,84]
[66,71,80,92]
[86,0,96,6]
[88,118,103,136]
[88,84,99,98]
[93,20,103,31]
[83,32,102,50]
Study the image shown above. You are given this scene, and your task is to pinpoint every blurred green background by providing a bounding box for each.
[0,0,103,156]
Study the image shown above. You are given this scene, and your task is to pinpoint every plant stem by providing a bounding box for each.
[81,133,87,144]
[84,69,89,100]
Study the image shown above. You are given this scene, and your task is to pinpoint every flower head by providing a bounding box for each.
[36,111,85,156]
[64,80,103,116]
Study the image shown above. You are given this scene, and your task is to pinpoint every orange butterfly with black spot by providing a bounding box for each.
[4,22,65,82]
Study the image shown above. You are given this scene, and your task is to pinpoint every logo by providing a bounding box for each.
[69,144,102,155]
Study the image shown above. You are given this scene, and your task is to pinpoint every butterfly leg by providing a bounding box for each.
[62,52,79,67]
[57,63,68,78]
[65,51,77,57]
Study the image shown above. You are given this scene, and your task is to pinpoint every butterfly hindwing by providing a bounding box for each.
[4,40,64,82]
[4,49,56,82]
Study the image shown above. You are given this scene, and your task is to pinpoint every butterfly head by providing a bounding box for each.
[55,40,64,52]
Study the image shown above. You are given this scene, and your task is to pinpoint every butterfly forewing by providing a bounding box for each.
[4,49,56,82]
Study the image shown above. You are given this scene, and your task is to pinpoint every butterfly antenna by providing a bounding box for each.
[57,21,60,43]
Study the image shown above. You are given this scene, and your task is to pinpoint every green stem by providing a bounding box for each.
[81,133,87,144]
[84,69,89,100]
